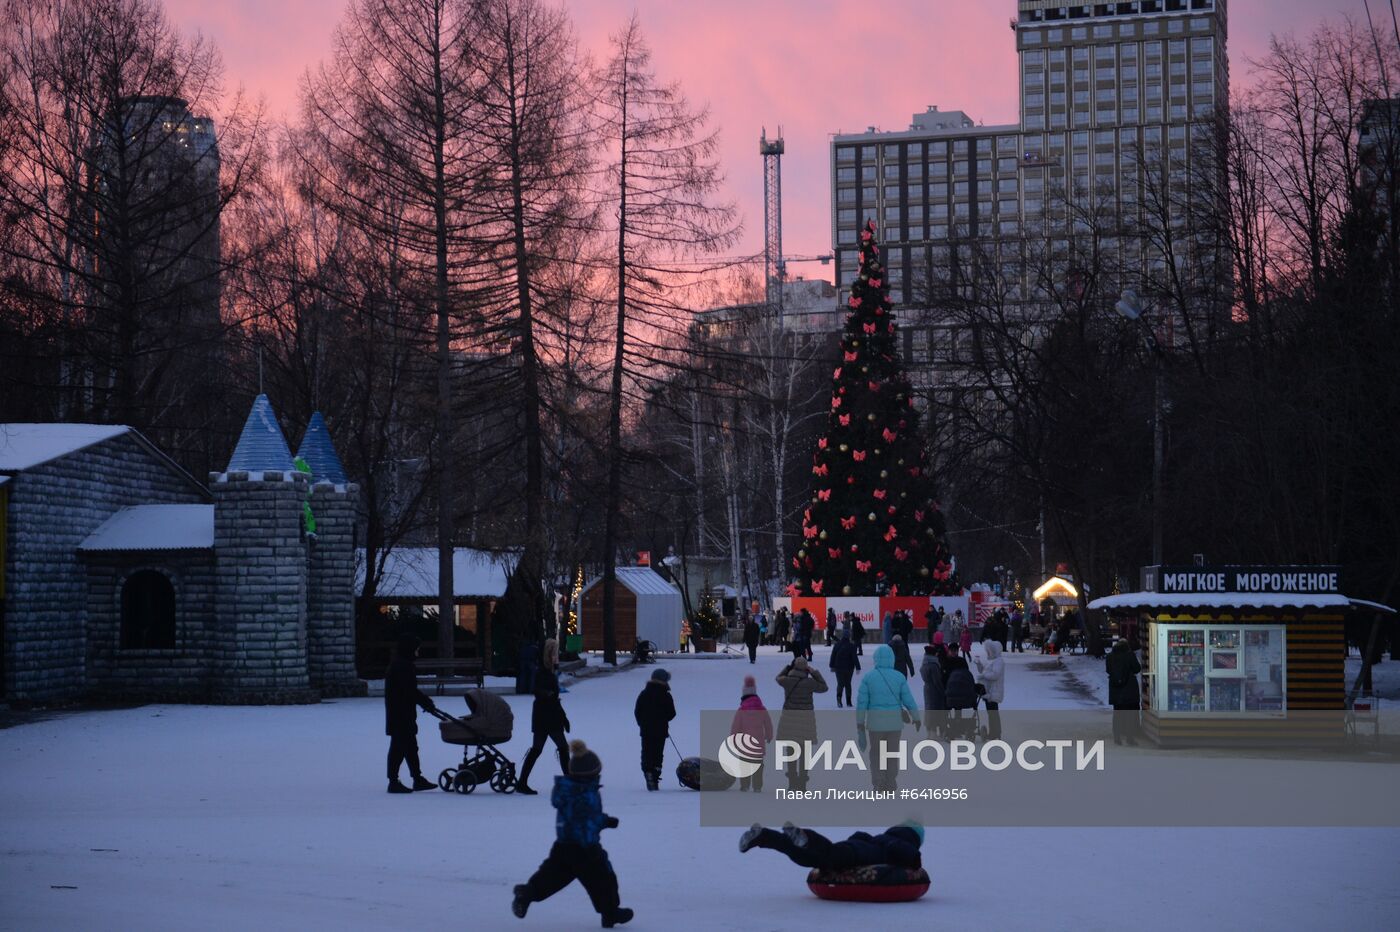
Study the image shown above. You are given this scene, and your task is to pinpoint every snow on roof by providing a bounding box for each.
[295,411,347,485]
[0,424,130,472]
[360,547,513,599]
[1090,592,1353,612]
[225,395,294,473]
[79,504,214,552]
[583,566,682,598]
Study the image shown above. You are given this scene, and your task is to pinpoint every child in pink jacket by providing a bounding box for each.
[730,675,773,792]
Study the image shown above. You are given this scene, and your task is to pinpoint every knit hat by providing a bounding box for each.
[742,675,757,698]
[542,638,559,670]
[569,739,602,778]
[651,668,671,684]
[900,818,925,844]
[792,656,809,672]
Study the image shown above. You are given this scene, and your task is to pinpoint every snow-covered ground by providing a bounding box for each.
[3,645,1397,931]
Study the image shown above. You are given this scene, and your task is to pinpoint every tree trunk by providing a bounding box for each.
[430,6,455,664]
[600,60,629,666]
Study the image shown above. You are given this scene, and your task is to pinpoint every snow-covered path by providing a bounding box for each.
[3,644,1396,931]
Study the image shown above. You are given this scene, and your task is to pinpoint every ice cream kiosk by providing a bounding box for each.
[1089,565,1369,745]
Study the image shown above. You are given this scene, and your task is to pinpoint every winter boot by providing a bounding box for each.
[515,784,539,796]
[782,821,808,848]
[387,779,412,794]
[411,775,436,792]
[738,823,764,853]
[602,907,634,928]
[511,885,530,919]
[644,769,658,792]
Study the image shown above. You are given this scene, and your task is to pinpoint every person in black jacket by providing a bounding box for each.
[517,639,571,795]
[1106,639,1143,745]
[743,616,761,664]
[739,821,924,871]
[385,633,438,793]
[828,629,861,707]
[633,669,676,790]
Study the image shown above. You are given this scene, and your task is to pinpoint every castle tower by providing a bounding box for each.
[296,411,363,696]
[210,395,316,703]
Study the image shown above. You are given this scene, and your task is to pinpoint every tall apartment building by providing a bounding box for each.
[830,0,1229,388]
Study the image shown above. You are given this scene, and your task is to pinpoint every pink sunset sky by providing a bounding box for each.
[168,0,1365,277]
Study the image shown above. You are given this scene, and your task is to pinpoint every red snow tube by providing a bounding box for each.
[806,865,930,902]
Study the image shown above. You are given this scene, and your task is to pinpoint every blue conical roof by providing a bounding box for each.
[225,394,294,473]
[296,411,347,484]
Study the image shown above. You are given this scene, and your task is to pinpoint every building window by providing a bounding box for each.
[121,570,176,650]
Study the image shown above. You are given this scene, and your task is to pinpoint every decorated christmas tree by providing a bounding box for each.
[789,219,958,597]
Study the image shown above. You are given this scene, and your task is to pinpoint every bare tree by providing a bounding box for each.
[299,0,487,662]
[0,0,263,470]
[592,14,739,662]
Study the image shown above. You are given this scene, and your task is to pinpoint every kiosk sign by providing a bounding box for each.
[1140,565,1341,595]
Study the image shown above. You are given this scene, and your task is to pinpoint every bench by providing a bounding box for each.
[415,659,485,693]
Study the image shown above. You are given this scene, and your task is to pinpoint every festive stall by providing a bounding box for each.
[578,567,684,652]
[1089,564,1377,744]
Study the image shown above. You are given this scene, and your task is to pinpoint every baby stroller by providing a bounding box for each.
[432,688,517,794]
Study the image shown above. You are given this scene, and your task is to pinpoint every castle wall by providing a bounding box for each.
[3,434,205,704]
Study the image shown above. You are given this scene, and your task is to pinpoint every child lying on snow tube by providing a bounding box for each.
[738,821,930,902]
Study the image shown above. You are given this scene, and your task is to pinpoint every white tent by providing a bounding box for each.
[578,567,684,652]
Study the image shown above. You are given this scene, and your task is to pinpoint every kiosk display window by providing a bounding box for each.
[1156,624,1286,714]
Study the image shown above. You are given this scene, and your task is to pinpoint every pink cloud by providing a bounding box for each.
[164,0,1370,278]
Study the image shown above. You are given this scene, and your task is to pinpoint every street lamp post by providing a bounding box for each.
[1116,288,1166,567]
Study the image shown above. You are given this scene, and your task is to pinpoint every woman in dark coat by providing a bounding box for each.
[516,638,570,795]
[384,633,438,793]
[743,617,761,664]
[1106,639,1143,745]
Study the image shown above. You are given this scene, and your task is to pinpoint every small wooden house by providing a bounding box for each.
[579,567,683,652]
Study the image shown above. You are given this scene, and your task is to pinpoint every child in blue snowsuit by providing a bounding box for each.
[512,740,633,928]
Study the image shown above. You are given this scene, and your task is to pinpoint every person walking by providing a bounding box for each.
[939,610,956,645]
[828,628,861,707]
[776,656,827,791]
[758,613,769,646]
[889,633,915,679]
[512,740,633,928]
[775,608,790,650]
[826,608,838,646]
[880,611,894,645]
[743,615,761,664]
[943,651,978,741]
[1106,639,1143,745]
[731,676,772,792]
[633,669,676,790]
[679,618,692,653]
[920,643,948,737]
[894,611,914,645]
[855,644,921,792]
[852,615,866,655]
[384,633,438,793]
[1010,608,1024,653]
[516,638,571,796]
[972,640,1005,740]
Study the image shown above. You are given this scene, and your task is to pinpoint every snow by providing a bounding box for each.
[1090,592,1354,611]
[0,423,129,471]
[78,504,215,552]
[361,547,513,598]
[3,646,1397,930]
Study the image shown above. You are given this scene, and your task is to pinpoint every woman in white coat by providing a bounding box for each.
[973,640,1005,740]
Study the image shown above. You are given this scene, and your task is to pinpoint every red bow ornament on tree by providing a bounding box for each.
[839,414,851,427]
[840,515,857,530]
[856,560,872,573]
[817,489,832,501]
[852,450,867,462]
[894,547,909,561]
[873,489,887,500]
[882,428,897,443]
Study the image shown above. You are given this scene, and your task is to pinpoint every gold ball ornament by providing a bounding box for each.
[842,586,852,595]
[880,470,888,478]
[867,413,876,422]
[839,443,849,452]
[819,530,828,540]
[920,567,930,576]
[868,512,877,522]
[798,550,807,559]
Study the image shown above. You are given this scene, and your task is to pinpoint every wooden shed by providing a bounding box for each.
[579,567,683,652]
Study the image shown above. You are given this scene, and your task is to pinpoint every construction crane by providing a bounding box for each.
[761,128,832,329]
[760,128,785,311]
